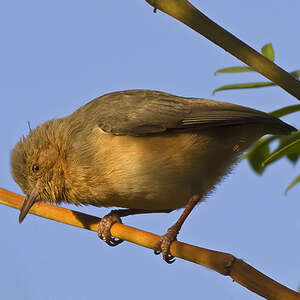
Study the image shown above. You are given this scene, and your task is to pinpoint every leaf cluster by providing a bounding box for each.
[214,44,300,193]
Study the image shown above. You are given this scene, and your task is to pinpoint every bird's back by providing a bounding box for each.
[71,89,296,136]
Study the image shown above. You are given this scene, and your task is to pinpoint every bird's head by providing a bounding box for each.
[10,120,68,223]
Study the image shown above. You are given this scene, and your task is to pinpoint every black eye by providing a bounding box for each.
[32,164,40,172]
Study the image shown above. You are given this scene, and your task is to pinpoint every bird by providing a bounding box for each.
[10,89,296,263]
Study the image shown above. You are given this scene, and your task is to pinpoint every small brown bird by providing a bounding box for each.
[11,90,296,263]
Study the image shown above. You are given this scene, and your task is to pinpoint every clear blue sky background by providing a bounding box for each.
[1,1,299,299]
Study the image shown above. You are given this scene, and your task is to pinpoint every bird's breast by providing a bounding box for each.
[78,125,262,210]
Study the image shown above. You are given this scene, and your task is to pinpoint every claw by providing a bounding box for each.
[163,253,176,264]
[153,224,179,264]
[105,237,123,247]
[153,194,201,263]
[98,212,124,247]
[154,249,161,255]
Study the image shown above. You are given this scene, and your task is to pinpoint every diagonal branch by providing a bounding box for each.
[1,187,299,299]
[145,0,300,101]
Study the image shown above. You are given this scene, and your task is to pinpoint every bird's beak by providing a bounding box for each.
[19,185,40,223]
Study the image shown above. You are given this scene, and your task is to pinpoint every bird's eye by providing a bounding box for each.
[32,164,40,172]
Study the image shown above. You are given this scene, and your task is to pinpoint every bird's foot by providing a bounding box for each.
[154,224,180,264]
[98,211,124,247]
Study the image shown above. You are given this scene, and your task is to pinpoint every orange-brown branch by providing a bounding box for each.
[1,187,299,299]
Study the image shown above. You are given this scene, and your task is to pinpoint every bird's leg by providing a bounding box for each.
[154,194,201,264]
[98,208,172,247]
[98,210,123,247]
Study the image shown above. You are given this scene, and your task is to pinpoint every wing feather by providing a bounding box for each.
[74,90,296,136]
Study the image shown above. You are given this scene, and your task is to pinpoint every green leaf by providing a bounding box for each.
[261,43,274,61]
[244,136,277,174]
[285,174,300,194]
[214,66,254,75]
[290,69,300,79]
[278,135,300,164]
[286,152,299,164]
[269,104,300,118]
[212,81,275,94]
[213,69,299,94]
[262,131,300,167]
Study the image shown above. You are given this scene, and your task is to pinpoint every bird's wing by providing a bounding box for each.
[78,90,294,135]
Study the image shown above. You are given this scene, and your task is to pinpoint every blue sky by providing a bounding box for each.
[1,1,299,299]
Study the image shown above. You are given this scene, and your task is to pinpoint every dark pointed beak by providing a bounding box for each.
[19,186,40,223]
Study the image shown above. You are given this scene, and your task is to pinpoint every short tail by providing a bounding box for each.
[264,115,297,135]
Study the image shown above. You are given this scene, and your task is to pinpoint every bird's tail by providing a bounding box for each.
[262,115,297,135]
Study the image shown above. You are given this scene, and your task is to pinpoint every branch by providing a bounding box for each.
[1,187,299,299]
[145,0,300,101]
